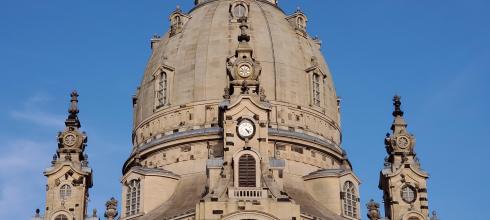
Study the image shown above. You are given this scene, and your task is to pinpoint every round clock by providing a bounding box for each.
[237,119,255,139]
[238,64,252,78]
[64,134,77,146]
[396,136,410,149]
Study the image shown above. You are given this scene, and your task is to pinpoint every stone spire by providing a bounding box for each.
[390,95,408,133]
[42,90,93,220]
[66,90,81,128]
[378,95,430,220]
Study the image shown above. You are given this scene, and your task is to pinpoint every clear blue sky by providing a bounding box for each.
[1,0,489,219]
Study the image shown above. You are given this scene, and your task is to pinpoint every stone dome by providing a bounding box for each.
[132,0,341,148]
[123,1,357,219]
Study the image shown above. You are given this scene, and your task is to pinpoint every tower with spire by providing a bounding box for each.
[40,91,95,220]
[378,96,431,220]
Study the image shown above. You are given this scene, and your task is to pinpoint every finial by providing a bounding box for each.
[35,208,40,217]
[69,90,79,116]
[92,208,98,217]
[366,199,380,220]
[392,95,404,117]
[238,19,250,42]
[430,211,439,220]
[104,197,118,220]
[65,90,81,128]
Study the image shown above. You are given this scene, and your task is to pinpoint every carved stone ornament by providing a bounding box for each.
[104,197,118,220]
[366,199,381,220]
[226,19,262,85]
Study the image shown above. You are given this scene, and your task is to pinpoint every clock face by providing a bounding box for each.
[397,136,410,149]
[238,64,252,78]
[64,134,77,146]
[238,119,255,139]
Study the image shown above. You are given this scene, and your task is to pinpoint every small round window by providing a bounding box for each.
[401,185,417,203]
[233,4,247,19]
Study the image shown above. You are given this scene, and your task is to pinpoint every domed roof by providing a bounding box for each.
[133,0,341,147]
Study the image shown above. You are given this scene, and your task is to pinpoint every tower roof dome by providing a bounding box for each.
[133,0,341,149]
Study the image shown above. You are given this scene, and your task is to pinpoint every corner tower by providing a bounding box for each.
[378,96,430,220]
[42,92,94,220]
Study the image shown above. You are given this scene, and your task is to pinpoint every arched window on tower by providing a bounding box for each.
[54,214,68,220]
[125,179,141,217]
[59,184,71,200]
[173,15,181,26]
[238,154,256,187]
[343,181,358,218]
[157,72,168,107]
[297,16,306,30]
[312,73,321,106]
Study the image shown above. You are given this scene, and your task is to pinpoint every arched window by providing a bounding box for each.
[343,181,358,218]
[59,185,71,200]
[125,180,141,216]
[312,73,321,106]
[157,72,168,107]
[238,154,256,187]
[233,4,247,19]
[173,15,181,25]
[297,16,306,30]
[54,214,68,220]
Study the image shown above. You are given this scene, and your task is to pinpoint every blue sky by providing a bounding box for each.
[1,0,489,219]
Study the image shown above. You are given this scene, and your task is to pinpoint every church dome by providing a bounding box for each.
[122,1,359,219]
[132,0,341,148]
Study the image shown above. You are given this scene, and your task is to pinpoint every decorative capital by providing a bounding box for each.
[392,95,404,117]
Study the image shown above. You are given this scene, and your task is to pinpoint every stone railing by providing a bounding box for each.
[228,188,268,199]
